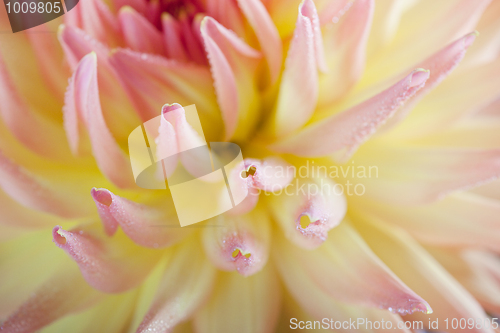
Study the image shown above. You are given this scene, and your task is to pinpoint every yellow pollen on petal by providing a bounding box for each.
[240,165,257,179]
[232,248,251,259]
[299,214,312,229]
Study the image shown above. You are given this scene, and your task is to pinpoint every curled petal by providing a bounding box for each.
[58,24,110,70]
[462,0,500,67]
[228,157,294,215]
[205,0,245,37]
[137,242,216,332]
[154,107,178,177]
[162,104,206,152]
[202,209,271,276]
[161,103,211,178]
[275,222,431,314]
[200,17,261,140]
[271,1,321,137]
[269,176,347,249]
[318,0,374,106]
[74,0,122,47]
[161,13,189,62]
[300,0,327,72]
[52,225,160,293]
[119,6,164,55]
[381,31,480,130]
[236,0,282,83]
[0,267,102,333]
[271,69,430,160]
[194,266,281,333]
[91,188,191,248]
[58,25,140,142]
[389,52,500,138]
[64,53,135,188]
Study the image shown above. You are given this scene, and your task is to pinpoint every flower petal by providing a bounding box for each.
[161,13,189,62]
[26,25,68,100]
[364,0,491,81]
[58,24,110,70]
[0,151,92,218]
[353,192,500,251]
[315,0,354,25]
[354,144,500,204]
[353,216,493,333]
[0,189,64,229]
[118,6,164,55]
[160,103,212,179]
[275,221,431,314]
[0,266,102,333]
[301,0,328,72]
[91,188,192,247]
[52,224,161,293]
[380,31,480,131]
[269,176,347,249]
[178,11,208,65]
[430,249,500,316]
[236,0,282,83]
[0,229,68,317]
[471,178,500,201]
[112,0,147,15]
[137,241,216,332]
[108,48,220,137]
[64,53,136,188]
[399,118,500,149]
[58,24,140,142]
[275,243,414,333]
[227,157,294,215]
[205,0,245,37]
[153,105,178,177]
[200,17,261,140]
[388,56,500,138]
[271,69,429,160]
[41,292,138,333]
[70,0,122,47]
[202,209,271,276]
[193,266,281,333]
[270,0,322,137]
[267,0,352,37]
[318,0,374,106]
[462,0,500,67]
[0,53,69,159]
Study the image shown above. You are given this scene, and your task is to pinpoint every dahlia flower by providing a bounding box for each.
[1,0,500,332]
